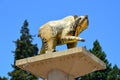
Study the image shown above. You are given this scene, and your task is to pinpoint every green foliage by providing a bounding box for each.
[107,65,120,80]
[8,20,38,80]
[0,76,8,80]
[76,40,120,80]
[14,20,38,60]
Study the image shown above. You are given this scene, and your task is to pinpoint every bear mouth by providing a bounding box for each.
[80,15,89,25]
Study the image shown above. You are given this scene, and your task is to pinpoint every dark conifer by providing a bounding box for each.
[8,20,38,80]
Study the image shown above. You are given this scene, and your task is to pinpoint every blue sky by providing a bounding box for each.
[0,0,120,79]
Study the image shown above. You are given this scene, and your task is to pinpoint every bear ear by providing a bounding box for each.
[74,15,78,19]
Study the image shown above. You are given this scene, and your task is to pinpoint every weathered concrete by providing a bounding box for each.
[16,47,106,79]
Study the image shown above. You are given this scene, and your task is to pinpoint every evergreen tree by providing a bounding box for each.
[107,65,120,80]
[0,76,8,80]
[80,40,111,80]
[8,20,38,80]
[76,40,120,80]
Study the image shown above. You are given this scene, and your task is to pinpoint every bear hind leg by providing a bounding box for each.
[45,38,57,53]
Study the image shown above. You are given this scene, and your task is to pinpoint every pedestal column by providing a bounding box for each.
[47,69,74,80]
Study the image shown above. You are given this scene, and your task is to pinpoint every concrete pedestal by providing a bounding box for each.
[16,47,106,80]
[47,69,74,80]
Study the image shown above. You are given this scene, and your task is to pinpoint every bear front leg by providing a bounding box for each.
[61,28,85,44]
[61,36,85,44]
[67,42,77,49]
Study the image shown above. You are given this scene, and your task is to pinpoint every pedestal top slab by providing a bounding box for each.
[16,47,106,79]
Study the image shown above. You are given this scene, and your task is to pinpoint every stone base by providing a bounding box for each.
[16,47,106,79]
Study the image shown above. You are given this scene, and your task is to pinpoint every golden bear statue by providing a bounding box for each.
[38,15,89,54]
